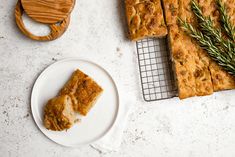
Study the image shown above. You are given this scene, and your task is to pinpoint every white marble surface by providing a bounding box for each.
[1,0,235,157]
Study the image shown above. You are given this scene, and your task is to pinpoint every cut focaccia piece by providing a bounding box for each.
[44,95,76,131]
[161,0,178,26]
[125,0,167,40]
[168,24,214,99]
[60,69,103,116]
[162,0,196,26]
[168,25,196,98]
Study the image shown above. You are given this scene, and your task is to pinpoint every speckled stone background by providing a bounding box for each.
[1,0,235,157]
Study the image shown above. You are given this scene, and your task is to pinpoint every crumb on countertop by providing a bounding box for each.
[52,58,57,61]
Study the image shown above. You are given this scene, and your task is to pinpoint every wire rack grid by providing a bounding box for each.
[136,37,177,102]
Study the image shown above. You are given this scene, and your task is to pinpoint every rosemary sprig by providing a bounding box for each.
[191,0,221,44]
[217,0,235,42]
[178,18,235,75]
[191,0,235,57]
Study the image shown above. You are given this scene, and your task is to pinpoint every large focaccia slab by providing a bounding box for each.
[162,0,235,99]
[125,0,168,40]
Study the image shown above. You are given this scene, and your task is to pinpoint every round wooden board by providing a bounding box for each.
[15,0,70,41]
[21,0,75,24]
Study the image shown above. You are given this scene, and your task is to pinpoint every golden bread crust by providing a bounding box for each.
[168,25,197,98]
[164,0,235,99]
[163,0,220,99]
[43,69,103,131]
[44,95,76,131]
[125,0,168,40]
[60,69,103,116]
[209,62,235,91]
[199,0,235,91]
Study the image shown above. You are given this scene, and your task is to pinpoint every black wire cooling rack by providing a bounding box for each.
[136,37,177,101]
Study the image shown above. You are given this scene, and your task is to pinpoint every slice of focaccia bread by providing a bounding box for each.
[44,95,76,131]
[60,69,103,116]
[168,24,214,99]
[125,0,168,40]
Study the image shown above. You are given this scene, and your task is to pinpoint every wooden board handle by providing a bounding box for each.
[15,0,70,41]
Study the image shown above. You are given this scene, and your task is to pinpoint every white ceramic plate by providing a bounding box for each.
[31,58,119,147]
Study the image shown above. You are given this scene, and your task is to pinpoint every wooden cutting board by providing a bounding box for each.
[15,0,70,41]
[21,0,75,24]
